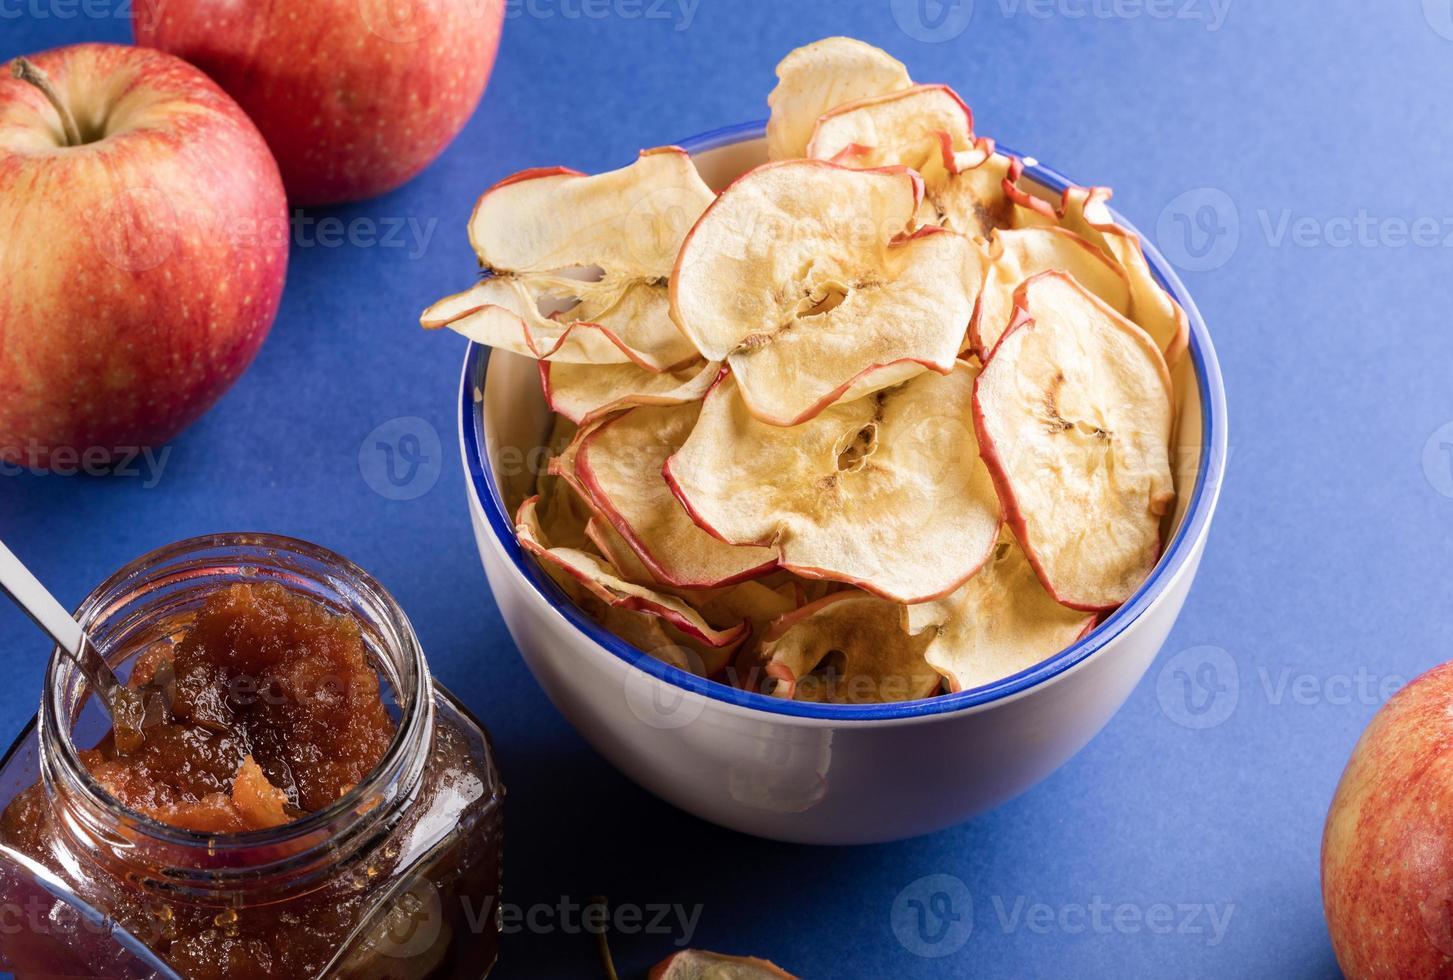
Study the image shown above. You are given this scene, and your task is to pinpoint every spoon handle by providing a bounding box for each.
[0,539,127,711]
[0,539,83,656]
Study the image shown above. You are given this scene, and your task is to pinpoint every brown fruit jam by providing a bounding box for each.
[0,536,503,980]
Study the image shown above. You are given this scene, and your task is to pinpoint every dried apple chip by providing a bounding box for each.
[516,496,748,648]
[422,148,713,370]
[806,86,1015,241]
[971,227,1131,356]
[905,532,1097,692]
[766,37,912,161]
[593,603,741,677]
[807,84,973,169]
[540,359,720,426]
[974,272,1175,611]
[585,516,657,584]
[577,401,777,589]
[692,580,797,631]
[758,593,939,704]
[1007,172,1189,365]
[665,364,1001,603]
[917,136,1015,238]
[671,161,984,425]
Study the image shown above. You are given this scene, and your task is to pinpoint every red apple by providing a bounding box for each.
[0,44,287,472]
[135,0,505,206]
[1323,661,1453,977]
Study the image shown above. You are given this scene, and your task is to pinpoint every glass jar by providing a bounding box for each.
[0,534,503,979]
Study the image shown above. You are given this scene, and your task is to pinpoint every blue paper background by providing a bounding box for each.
[4,0,1449,975]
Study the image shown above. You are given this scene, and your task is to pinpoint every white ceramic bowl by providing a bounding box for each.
[461,123,1228,845]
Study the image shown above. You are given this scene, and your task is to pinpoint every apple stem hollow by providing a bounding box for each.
[10,58,83,147]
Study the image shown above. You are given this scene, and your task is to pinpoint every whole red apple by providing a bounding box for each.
[1323,661,1453,977]
[135,0,505,206]
[0,44,287,472]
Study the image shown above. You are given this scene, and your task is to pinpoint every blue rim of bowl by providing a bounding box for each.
[460,120,1229,721]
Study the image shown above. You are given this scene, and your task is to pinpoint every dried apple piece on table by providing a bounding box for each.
[671,161,984,425]
[758,593,939,704]
[665,364,1001,603]
[516,496,748,648]
[577,401,776,589]
[651,950,799,980]
[540,359,720,426]
[766,36,912,160]
[974,271,1175,611]
[905,531,1097,692]
[421,147,713,370]
[971,226,1131,356]
[1006,170,1189,365]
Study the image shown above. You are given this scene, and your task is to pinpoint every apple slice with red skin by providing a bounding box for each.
[591,602,741,677]
[905,531,1098,692]
[807,83,974,170]
[515,496,747,649]
[422,148,712,370]
[1005,166,1189,366]
[766,37,911,161]
[670,160,985,426]
[923,135,1016,238]
[585,516,657,585]
[665,363,1001,603]
[806,86,1016,238]
[971,227,1131,357]
[540,359,721,426]
[974,271,1175,612]
[758,592,939,704]
[577,401,777,590]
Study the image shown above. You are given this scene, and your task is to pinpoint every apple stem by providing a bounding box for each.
[10,57,83,147]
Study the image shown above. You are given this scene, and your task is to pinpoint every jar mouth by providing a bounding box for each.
[41,533,433,859]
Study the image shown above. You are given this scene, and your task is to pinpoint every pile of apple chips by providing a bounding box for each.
[424,37,1186,705]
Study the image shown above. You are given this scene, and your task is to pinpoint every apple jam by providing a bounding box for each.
[19,582,400,836]
[0,536,503,980]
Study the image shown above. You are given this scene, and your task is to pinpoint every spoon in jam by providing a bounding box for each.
[0,539,170,751]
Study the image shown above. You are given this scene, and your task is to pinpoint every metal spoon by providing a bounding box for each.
[0,539,168,749]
